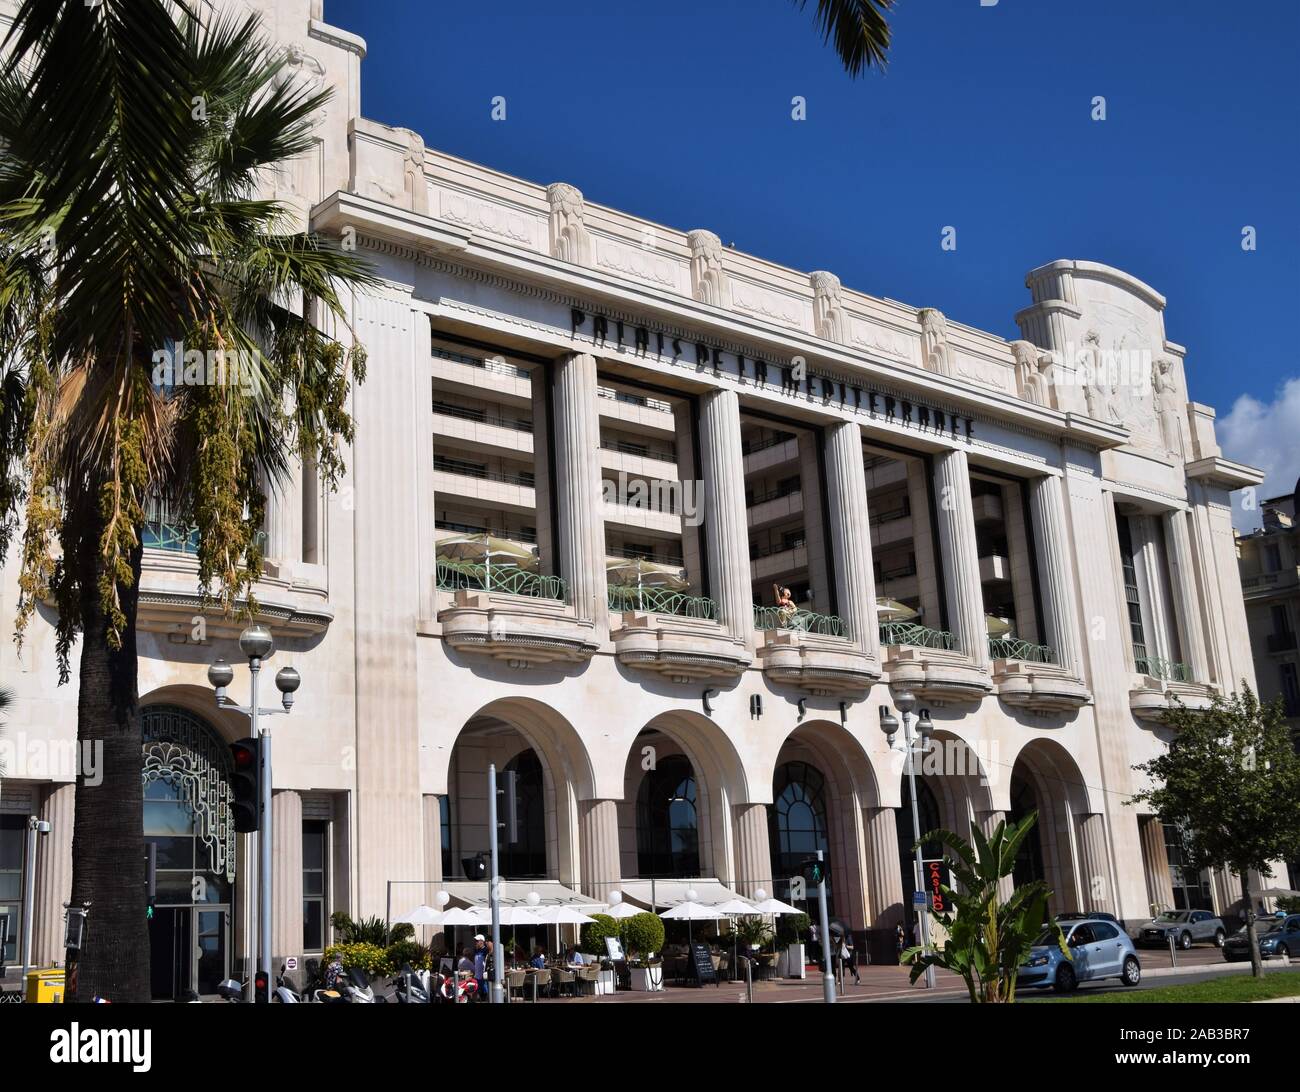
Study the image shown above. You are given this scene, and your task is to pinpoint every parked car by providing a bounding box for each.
[1056,911,1119,924]
[1019,919,1142,992]
[1223,915,1300,962]
[1135,909,1225,950]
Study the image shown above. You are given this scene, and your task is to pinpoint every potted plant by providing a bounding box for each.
[623,913,666,991]
[775,912,809,978]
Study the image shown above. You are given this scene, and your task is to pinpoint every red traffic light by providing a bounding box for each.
[231,743,256,769]
[255,971,269,1003]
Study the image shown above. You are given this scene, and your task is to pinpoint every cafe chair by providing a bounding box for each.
[551,967,576,998]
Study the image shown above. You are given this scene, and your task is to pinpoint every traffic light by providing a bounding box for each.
[801,857,827,887]
[254,970,269,1003]
[230,738,262,833]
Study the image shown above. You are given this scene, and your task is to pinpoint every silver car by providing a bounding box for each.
[1019,919,1142,992]
[1135,909,1225,950]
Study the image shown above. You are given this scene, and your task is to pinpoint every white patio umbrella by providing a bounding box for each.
[604,901,642,920]
[606,557,688,611]
[437,906,483,927]
[985,614,1013,637]
[712,898,758,916]
[659,900,721,946]
[437,532,537,588]
[395,904,442,926]
[749,896,802,916]
[876,597,919,622]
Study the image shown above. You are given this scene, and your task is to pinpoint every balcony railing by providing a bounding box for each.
[431,400,534,433]
[879,621,956,650]
[432,458,535,488]
[742,432,795,456]
[600,438,677,461]
[436,559,565,601]
[608,585,717,619]
[988,636,1057,664]
[754,605,846,637]
[750,537,806,561]
[606,545,685,567]
[747,483,801,507]
[433,345,530,379]
[868,502,910,526]
[596,386,673,413]
[1135,655,1190,682]
[435,521,537,545]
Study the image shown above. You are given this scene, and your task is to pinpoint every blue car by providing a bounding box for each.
[1019,918,1143,993]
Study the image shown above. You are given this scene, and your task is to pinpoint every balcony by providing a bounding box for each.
[755,607,877,694]
[611,606,749,683]
[879,622,991,703]
[988,637,1056,664]
[1130,678,1217,723]
[436,562,598,667]
[741,435,799,475]
[608,585,716,620]
[1134,655,1191,683]
[986,641,1090,715]
[754,605,846,637]
[1267,631,1298,653]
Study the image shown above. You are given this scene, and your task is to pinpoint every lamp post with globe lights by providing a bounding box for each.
[207,623,301,1002]
[880,690,936,989]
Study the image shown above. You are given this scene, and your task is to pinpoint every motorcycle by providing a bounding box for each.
[273,964,302,1003]
[391,962,433,1004]
[440,971,479,1004]
[216,978,247,1003]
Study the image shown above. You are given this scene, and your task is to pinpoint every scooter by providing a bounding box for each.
[273,964,302,1003]
[313,965,384,1003]
[440,971,479,1003]
[216,978,247,1003]
[391,963,432,1004]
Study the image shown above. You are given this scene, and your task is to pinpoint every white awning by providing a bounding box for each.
[438,880,604,910]
[618,879,745,910]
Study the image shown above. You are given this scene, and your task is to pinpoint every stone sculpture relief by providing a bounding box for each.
[810,271,846,342]
[1009,340,1054,407]
[687,229,728,307]
[547,182,592,265]
[1152,357,1185,457]
[917,307,954,377]
[397,128,428,215]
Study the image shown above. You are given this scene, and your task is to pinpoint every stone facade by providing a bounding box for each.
[0,0,1269,989]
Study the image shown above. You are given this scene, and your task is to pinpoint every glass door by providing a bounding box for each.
[194,909,229,996]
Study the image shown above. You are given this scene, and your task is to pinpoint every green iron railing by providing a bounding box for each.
[608,585,717,619]
[437,559,567,602]
[988,637,1057,664]
[143,520,200,554]
[1136,655,1190,682]
[753,605,847,637]
[878,621,956,650]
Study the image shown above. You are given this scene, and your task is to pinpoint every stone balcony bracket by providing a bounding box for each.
[881,645,993,705]
[438,589,599,666]
[1129,678,1218,724]
[612,611,751,682]
[991,659,1092,715]
[756,629,881,696]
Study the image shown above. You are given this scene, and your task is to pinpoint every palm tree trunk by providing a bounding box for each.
[67,523,148,1002]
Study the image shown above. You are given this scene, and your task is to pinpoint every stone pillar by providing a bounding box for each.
[1139,815,1174,916]
[732,803,773,897]
[1028,474,1082,673]
[699,388,754,644]
[552,352,606,626]
[265,462,303,574]
[578,799,621,903]
[272,790,304,966]
[1074,813,1114,916]
[932,449,989,668]
[863,806,904,930]
[824,420,880,658]
[1163,508,1210,683]
[423,794,444,888]
[976,810,1015,903]
[32,783,74,966]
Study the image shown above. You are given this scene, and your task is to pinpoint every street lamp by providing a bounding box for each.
[209,624,301,1002]
[880,689,937,989]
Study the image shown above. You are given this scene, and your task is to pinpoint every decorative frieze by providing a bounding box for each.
[547,182,592,265]
[917,307,954,377]
[687,228,728,306]
[810,270,847,342]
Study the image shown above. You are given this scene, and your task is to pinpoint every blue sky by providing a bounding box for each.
[328,0,1300,503]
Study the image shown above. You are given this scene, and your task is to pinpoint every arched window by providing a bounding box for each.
[636,754,699,878]
[499,750,546,878]
[897,777,942,917]
[1008,773,1045,890]
[769,762,831,910]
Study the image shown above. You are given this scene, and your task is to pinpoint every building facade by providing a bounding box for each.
[0,0,1267,996]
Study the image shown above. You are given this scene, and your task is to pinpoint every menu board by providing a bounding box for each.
[690,942,717,985]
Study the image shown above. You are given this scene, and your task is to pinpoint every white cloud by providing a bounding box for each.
[1218,377,1300,528]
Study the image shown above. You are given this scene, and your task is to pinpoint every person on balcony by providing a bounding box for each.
[774,584,797,626]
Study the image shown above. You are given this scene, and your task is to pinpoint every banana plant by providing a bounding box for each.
[900,810,1069,1002]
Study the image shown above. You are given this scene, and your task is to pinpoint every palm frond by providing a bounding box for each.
[792,0,894,78]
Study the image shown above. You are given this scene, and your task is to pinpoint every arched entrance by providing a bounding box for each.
[770,761,831,910]
[141,704,237,1000]
[1008,739,1092,915]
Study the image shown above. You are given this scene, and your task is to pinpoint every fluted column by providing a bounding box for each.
[552,352,606,627]
[1028,474,1082,673]
[732,803,773,897]
[423,795,443,888]
[976,810,1015,903]
[1163,508,1210,683]
[932,449,989,668]
[578,799,621,903]
[265,462,303,573]
[1075,813,1114,916]
[699,388,754,644]
[33,783,74,966]
[1139,815,1175,915]
[863,806,904,929]
[272,790,304,964]
[825,420,880,657]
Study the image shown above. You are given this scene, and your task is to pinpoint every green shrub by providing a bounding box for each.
[385,938,431,971]
[580,913,621,956]
[735,917,775,950]
[776,912,810,947]
[623,912,665,958]
[1278,896,1300,914]
[330,913,412,946]
[323,941,392,977]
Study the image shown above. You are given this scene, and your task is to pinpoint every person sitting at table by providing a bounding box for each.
[456,947,475,974]
[530,946,547,970]
[566,944,586,966]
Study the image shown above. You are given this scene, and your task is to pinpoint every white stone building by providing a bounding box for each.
[0,0,1266,995]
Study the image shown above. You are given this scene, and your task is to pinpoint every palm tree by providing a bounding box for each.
[792,0,895,76]
[0,1,374,1001]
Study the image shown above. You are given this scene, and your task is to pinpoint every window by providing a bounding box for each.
[439,795,452,880]
[0,815,25,964]
[302,821,328,952]
[1116,517,1149,671]
[1091,922,1119,941]
[1281,664,1300,714]
[1069,924,1096,946]
[499,750,547,879]
[1265,543,1282,573]
[769,762,831,910]
[636,755,699,878]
